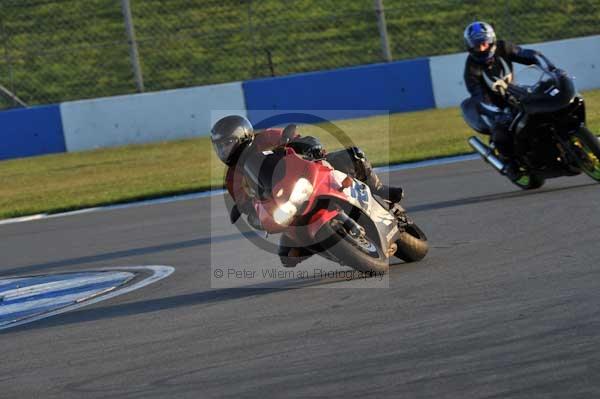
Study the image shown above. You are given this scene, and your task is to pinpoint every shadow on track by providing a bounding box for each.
[1,270,404,334]
[4,181,595,277]
[0,232,251,277]
[408,181,597,214]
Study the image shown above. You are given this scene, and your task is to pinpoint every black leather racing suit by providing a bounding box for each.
[463,40,543,159]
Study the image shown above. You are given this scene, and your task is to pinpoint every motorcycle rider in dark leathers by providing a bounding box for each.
[462,21,553,180]
[211,115,404,267]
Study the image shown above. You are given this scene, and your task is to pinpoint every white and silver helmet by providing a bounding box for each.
[211,115,254,165]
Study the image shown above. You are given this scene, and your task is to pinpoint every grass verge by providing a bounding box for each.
[3,0,598,107]
[1,89,599,219]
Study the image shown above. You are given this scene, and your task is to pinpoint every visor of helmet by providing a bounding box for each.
[212,136,239,164]
[470,37,495,62]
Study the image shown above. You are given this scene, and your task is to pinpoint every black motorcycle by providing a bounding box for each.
[462,57,600,189]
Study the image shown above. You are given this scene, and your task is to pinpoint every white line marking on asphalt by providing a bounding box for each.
[0,265,175,331]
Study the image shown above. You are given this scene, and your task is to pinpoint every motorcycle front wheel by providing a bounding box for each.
[569,126,600,182]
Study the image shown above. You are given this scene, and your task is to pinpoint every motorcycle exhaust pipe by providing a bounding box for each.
[468,136,505,173]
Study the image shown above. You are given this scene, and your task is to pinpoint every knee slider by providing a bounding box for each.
[347,147,372,181]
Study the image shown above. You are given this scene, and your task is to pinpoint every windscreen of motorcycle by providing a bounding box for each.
[517,66,576,114]
[243,150,287,200]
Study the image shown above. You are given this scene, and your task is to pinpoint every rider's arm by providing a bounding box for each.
[225,165,264,228]
[262,126,325,159]
[501,40,546,67]
[288,135,326,159]
[225,165,252,213]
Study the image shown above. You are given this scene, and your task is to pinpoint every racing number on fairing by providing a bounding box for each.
[350,181,369,205]
[347,178,394,226]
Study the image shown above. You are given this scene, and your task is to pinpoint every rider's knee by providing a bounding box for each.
[324,146,374,182]
[346,146,373,181]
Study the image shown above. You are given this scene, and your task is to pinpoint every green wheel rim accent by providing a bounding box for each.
[571,137,600,179]
[515,175,531,186]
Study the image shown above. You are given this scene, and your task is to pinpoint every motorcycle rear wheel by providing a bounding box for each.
[569,126,600,182]
[395,223,429,262]
[315,220,390,274]
[488,147,545,190]
[510,173,546,190]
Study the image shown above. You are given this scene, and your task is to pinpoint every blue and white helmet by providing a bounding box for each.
[464,21,497,63]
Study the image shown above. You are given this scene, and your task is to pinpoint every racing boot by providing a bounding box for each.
[355,148,404,203]
[373,184,404,203]
[326,146,404,203]
[367,171,404,203]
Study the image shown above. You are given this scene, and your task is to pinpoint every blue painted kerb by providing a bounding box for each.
[0,105,66,160]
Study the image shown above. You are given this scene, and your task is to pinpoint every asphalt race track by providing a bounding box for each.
[2,160,599,398]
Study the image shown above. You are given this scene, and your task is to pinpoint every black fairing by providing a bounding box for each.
[243,150,286,200]
[517,70,576,115]
[514,93,586,177]
[463,64,589,179]
[461,97,491,134]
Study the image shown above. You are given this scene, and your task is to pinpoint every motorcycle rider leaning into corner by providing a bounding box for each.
[462,21,556,181]
[211,115,405,267]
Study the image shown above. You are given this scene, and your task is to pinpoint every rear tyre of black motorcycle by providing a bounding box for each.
[510,173,545,190]
[570,126,600,182]
[488,147,545,190]
[315,221,389,275]
[395,223,429,262]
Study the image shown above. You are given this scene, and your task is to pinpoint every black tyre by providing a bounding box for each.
[510,173,546,190]
[395,223,429,262]
[315,220,389,274]
[569,126,600,182]
[487,147,545,190]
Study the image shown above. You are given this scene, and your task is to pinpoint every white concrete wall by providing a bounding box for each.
[60,82,246,152]
[57,35,599,153]
[430,35,600,108]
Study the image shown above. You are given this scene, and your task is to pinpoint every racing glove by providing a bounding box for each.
[288,135,326,159]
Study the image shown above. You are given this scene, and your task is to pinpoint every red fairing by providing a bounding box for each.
[253,147,350,236]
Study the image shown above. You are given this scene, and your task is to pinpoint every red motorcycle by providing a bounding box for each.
[242,128,428,274]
